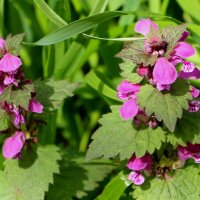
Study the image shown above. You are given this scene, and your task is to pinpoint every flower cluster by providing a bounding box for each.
[117,18,200,126]
[117,19,200,186]
[127,154,152,185]
[0,36,43,159]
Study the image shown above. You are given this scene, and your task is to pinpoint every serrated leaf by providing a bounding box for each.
[0,84,34,110]
[167,111,200,146]
[86,106,165,160]
[133,165,200,200]
[5,33,25,56]
[162,24,187,57]
[137,79,192,132]
[1,145,61,200]
[0,108,9,131]
[119,61,143,84]
[116,41,157,66]
[34,79,80,111]
[46,154,115,200]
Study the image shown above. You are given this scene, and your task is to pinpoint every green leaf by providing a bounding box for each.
[177,0,200,23]
[97,172,130,200]
[167,111,200,146]
[137,79,192,132]
[30,11,180,46]
[162,24,187,57]
[86,106,165,160]
[0,145,61,200]
[133,165,200,200]
[0,84,34,110]
[85,70,120,102]
[116,41,157,66]
[33,0,68,28]
[46,154,115,200]
[5,33,25,56]
[34,79,80,111]
[119,60,143,84]
[0,108,9,131]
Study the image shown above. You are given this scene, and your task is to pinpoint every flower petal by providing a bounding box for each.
[127,154,152,171]
[178,146,192,161]
[179,31,190,42]
[120,98,139,120]
[153,58,178,85]
[134,18,158,36]
[2,131,26,159]
[179,68,200,80]
[0,54,22,72]
[174,42,195,58]
[191,86,200,98]
[117,81,140,100]
[188,100,200,112]
[182,61,195,72]
[128,171,145,185]
[29,99,43,113]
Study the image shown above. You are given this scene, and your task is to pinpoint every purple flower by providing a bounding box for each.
[153,57,178,85]
[117,81,140,120]
[179,31,190,42]
[0,54,22,72]
[179,68,200,80]
[127,154,152,185]
[190,86,200,98]
[178,143,200,163]
[2,131,26,159]
[188,100,200,112]
[128,171,145,185]
[182,61,195,73]
[127,154,152,171]
[3,103,25,127]
[29,98,43,113]
[134,18,158,36]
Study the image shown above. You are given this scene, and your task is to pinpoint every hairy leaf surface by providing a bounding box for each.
[86,106,165,160]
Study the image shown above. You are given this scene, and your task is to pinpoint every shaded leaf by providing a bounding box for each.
[167,111,200,146]
[1,145,61,200]
[86,106,165,160]
[34,79,80,111]
[0,108,9,131]
[0,84,34,110]
[46,154,115,200]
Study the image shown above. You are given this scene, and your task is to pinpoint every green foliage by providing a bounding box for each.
[167,111,200,146]
[116,41,157,66]
[86,106,166,160]
[137,79,192,132]
[46,153,115,200]
[0,84,34,110]
[97,172,130,200]
[0,145,61,200]
[34,79,80,111]
[133,165,200,200]
[119,60,143,84]
[162,24,187,57]
[5,33,25,56]
[0,108,9,131]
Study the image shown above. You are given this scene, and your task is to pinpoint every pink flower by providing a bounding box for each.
[127,154,152,185]
[190,86,200,98]
[153,57,178,85]
[29,99,43,113]
[2,131,26,159]
[134,18,158,36]
[188,100,200,112]
[174,42,195,59]
[182,61,195,73]
[128,171,145,185]
[117,81,140,120]
[127,154,152,171]
[0,54,22,72]
[178,143,200,163]
[179,68,200,80]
